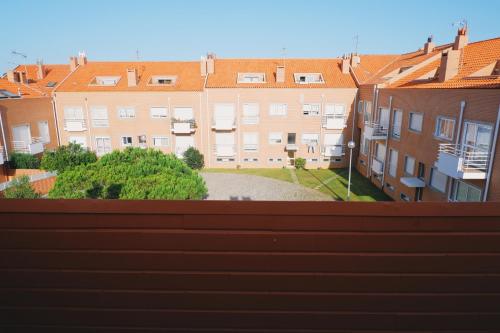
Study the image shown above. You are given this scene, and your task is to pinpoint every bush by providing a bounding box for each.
[49,147,207,200]
[41,143,97,173]
[8,152,40,169]
[295,157,306,170]
[3,176,40,199]
[183,147,204,170]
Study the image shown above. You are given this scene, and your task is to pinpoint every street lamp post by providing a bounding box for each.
[347,140,356,201]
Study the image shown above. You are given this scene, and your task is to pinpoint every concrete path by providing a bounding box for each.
[289,168,300,184]
[201,172,333,201]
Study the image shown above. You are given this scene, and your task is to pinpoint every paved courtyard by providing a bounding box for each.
[201,172,333,201]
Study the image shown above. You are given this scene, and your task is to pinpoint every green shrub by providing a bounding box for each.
[49,147,207,200]
[8,152,40,169]
[295,157,306,170]
[41,143,97,173]
[3,176,40,199]
[183,147,204,170]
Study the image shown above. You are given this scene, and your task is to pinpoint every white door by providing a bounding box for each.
[13,125,31,144]
[379,108,390,128]
[95,137,111,156]
[376,143,386,161]
[174,107,194,120]
[175,136,195,157]
[38,121,50,143]
[462,122,493,153]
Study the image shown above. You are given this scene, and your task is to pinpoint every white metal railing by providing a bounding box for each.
[365,121,389,137]
[214,144,236,157]
[322,144,345,157]
[12,137,44,154]
[64,118,87,131]
[91,119,109,128]
[171,118,196,127]
[439,143,490,173]
[242,116,259,125]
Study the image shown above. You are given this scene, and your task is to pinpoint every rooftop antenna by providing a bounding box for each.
[11,50,28,78]
[281,47,287,68]
[353,34,359,54]
[136,49,140,61]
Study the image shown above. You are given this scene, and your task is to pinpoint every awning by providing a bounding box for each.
[400,177,426,188]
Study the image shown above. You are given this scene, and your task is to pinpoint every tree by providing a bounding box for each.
[3,176,40,199]
[8,153,40,169]
[49,148,207,200]
[295,157,306,170]
[183,147,204,170]
[41,143,97,173]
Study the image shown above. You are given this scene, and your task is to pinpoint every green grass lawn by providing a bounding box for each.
[203,168,390,201]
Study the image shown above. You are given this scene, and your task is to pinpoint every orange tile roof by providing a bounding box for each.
[351,55,400,83]
[56,61,205,92]
[205,59,356,88]
[390,37,500,89]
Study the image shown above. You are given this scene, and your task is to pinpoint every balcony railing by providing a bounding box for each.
[64,119,87,132]
[12,137,44,155]
[214,144,236,157]
[371,158,385,175]
[364,122,389,140]
[436,143,489,179]
[171,119,196,134]
[322,115,346,130]
[322,144,345,157]
[212,118,236,131]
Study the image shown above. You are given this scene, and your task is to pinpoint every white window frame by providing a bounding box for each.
[293,73,324,84]
[242,103,260,125]
[121,136,133,147]
[434,116,455,141]
[243,132,259,152]
[392,109,403,139]
[91,76,121,86]
[95,136,112,156]
[118,107,136,119]
[237,73,266,83]
[451,180,482,202]
[152,136,169,147]
[409,112,423,133]
[269,103,287,116]
[90,106,109,128]
[150,107,168,119]
[388,148,398,178]
[404,155,416,176]
[268,132,283,144]
[302,133,319,145]
[37,120,50,144]
[430,167,448,193]
[302,103,321,116]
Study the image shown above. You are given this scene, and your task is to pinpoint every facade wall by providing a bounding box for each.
[357,88,500,202]
[0,97,58,157]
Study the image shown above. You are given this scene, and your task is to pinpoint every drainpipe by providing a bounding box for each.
[380,95,393,190]
[350,91,358,167]
[51,95,61,147]
[483,105,500,202]
[0,112,9,161]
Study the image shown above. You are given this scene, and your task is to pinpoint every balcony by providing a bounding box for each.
[214,144,236,157]
[172,119,196,134]
[322,115,346,130]
[364,122,388,140]
[371,158,384,175]
[64,119,87,132]
[12,137,44,155]
[322,144,345,157]
[436,144,489,180]
[0,146,5,165]
[212,118,236,131]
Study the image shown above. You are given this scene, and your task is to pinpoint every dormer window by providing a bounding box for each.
[148,75,177,86]
[90,76,121,86]
[237,73,266,83]
[383,67,413,80]
[468,60,500,78]
[293,73,324,84]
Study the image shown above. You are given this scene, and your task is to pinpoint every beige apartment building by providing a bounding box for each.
[355,29,500,202]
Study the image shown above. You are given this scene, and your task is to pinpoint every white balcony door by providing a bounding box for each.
[375,142,386,162]
[38,121,50,143]
[215,132,235,156]
[462,122,493,153]
[174,107,193,120]
[13,124,31,144]
[175,136,194,157]
[379,108,390,128]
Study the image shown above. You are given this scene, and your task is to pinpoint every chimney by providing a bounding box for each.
[127,68,137,87]
[276,65,285,83]
[424,36,435,54]
[69,56,78,72]
[200,56,207,76]
[19,72,28,84]
[453,27,468,50]
[350,53,360,68]
[438,49,460,82]
[78,51,87,66]
[341,55,350,74]
[36,60,45,80]
[6,70,16,83]
[206,53,215,74]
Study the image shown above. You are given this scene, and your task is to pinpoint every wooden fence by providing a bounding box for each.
[0,200,500,332]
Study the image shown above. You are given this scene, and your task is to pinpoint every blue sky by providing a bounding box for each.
[1,0,499,73]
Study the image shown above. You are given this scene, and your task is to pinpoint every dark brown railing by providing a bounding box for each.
[1,200,500,332]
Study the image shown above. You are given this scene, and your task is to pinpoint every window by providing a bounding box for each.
[242,103,259,125]
[37,121,50,144]
[138,135,147,146]
[287,133,296,145]
[435,116,455,141]
[174,107,194,120]
[451,180,482,202]
[69,136,87,148]
[417,162,425,180]
[269,132,282,144]
[90,107,109,127]
[302,133,319,145]
[64,106,84,120]
[269,103,287,116]
[462,122,493,152]
[243,158,259,162]
[404,155,415,176]
[430,167,448,193]
[118,107,135,119]
[358,100,364,114]
[400,192,410,202]
[294,73,324,84]
[388,149,398,178]
[152,136,169,147]
[91,76,121,86]
[243,133,259,152]
[121,136,133,146]
[360,134,369,156]
[392,109,402,139]
[409,112,423,132]
[302,103,321,116]
[363,103,372,123]
[386,183,395,191]
[95,137,112,156]
[237,73,266,83]
[148,75,177,85]
[150,107,168,119]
